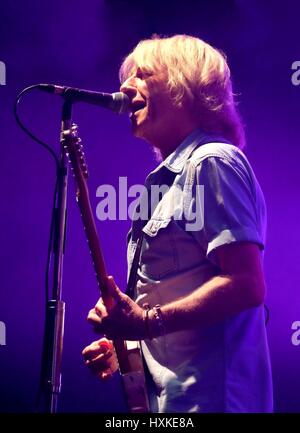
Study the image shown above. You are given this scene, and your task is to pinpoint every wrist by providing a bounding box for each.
[143,304,166,339]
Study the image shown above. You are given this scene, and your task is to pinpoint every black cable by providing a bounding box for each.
[45,177,58,301]
[264,304,270,326]
[14,85,61,411]
[14,84,60,169]
[34,176,58,412]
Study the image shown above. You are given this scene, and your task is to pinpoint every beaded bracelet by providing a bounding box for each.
[142,303,152,339]
[152,304,165,338]
[143,303,166,340]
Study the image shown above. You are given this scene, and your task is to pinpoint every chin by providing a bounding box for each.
[131,123,147,140]
[130,116,154,143]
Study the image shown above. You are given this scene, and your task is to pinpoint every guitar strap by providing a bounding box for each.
[125,232,144,300]
[125,166,178,300]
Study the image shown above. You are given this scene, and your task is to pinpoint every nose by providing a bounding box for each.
[120,76,138,99]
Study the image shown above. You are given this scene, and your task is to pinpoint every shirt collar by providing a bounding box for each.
[148,128,228,179]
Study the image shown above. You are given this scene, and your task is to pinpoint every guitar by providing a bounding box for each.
[62,123,150,413]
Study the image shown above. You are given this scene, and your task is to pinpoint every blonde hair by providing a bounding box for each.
[119,34,245,148]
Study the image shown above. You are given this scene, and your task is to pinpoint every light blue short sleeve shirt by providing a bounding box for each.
[128,128,273,413]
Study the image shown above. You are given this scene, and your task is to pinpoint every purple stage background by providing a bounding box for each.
[0,0,299,412]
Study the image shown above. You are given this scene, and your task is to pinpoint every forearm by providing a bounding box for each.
[148,273,264,336]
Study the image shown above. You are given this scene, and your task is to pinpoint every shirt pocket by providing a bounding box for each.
[141,218,179,280]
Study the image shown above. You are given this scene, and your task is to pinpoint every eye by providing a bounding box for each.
[136,67,153,80]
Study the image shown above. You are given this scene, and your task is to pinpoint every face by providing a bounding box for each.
[120,66,181,151]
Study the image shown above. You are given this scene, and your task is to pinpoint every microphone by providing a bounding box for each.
[37,83,130,114]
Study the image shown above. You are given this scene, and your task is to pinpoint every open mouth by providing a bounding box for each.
[130,99,146,116]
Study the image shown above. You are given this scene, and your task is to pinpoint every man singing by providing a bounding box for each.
[82,34,273,413]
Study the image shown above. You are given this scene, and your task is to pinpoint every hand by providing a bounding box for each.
[82,337,119,380]
[87,276,146,341]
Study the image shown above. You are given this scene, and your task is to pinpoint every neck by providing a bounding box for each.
[151,124,199,160]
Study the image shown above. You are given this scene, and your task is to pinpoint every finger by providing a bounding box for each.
[87,350,118,380]
[106,275,123,302]
[82,342,109,361]
[88,308,95,317]
[82,338,113,358]
[82,341,99,356]
[94,300,107,317]
[84,349,112,366]
[87,308,101,320]
[99,371,113,380]
[85,352,114,379]
[87,310,102,326]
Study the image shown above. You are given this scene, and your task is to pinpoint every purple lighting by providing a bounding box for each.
[0,0,300,413]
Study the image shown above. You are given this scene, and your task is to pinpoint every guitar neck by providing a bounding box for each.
[76,184,131,373]
[64,125,150,412]
[76,182,108,291]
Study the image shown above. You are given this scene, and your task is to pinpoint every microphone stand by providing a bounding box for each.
[40,99,72,413]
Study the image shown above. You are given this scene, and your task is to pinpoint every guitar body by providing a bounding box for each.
[122,341,149,413]
[62,124,150,413]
